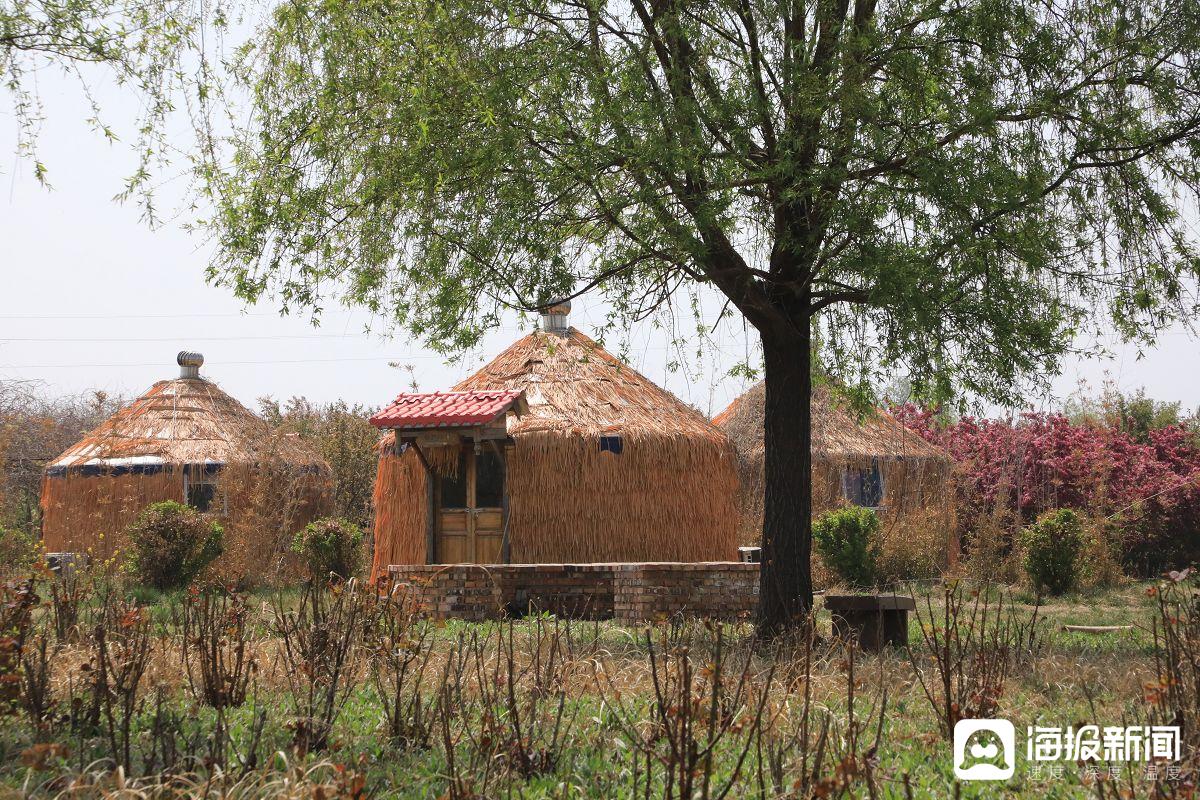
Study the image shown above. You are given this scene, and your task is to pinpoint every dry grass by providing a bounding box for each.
[0,570,1184,798]
[24,757,368,799]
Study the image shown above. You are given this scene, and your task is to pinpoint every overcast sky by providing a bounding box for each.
[3,68,1199,419]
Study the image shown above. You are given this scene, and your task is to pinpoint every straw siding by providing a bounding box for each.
[369,448,427,577]
[41,466,330,579]
[370,329,739,573]
[41,470,179,558]
[505,429,735,563]
[715,382,955,558]
[730,455,953,546]
[41,375,333,581]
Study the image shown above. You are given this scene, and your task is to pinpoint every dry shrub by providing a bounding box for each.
[810,551,838,590]
[21,626,54,734]
[1149,575,1200,762]
[1095,574,1200,796]
[259,397,380,531]
[48,565,89,645]
[587,621,889,799]
[0,383,120,537]
[272,580,364,753]
[0,576,37,713]
[363,586,436,749]
[1076,515,1126,591]
[876,504,956,586]
[181,587,257,709]
[0,528,41,579]
[90,604,155,773]
[433,632,501,800]
[959,512,1023,585]
[596,624,771,800]
[472,618,578,780]
[906,581,1043,737]
[760,635,889,799]
[212,441,333,587]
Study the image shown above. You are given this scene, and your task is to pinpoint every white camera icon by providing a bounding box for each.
[953,718,1015,781]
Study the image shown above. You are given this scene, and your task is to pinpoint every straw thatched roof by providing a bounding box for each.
[714,380,953,548]
[714,381,949,464]
[48,376,326,472]
[371,327,739,570]
[452,328,723,439]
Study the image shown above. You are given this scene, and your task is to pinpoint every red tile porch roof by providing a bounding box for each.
[369,390,526,430]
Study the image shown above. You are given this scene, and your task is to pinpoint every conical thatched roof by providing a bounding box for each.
[713,381,949,463]
[714,381,953,549]
[452,328,724,441]
[49,376,325,471]
[371,327,739,570]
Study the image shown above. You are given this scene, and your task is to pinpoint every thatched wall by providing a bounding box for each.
[41,469,180,559]
[507,428,736,562]
[370,328,741,576]
[369,448,427,578]
[41,464,332,581]
[716,381,958,577]
[731,454,954,545]
[369,429,738,577]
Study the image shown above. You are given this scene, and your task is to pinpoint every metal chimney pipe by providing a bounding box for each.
[540,299,571,333]
[177,351,204,379]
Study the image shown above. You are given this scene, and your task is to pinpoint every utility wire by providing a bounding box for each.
[0,333,371,343]
[0,311,293,320]
[0,355,446,369]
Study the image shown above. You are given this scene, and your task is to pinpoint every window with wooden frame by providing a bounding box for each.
[841,459,884,509]
[599,435,623,455]
[184,466,225,514]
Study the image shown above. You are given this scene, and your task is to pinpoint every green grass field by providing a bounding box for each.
[0,575,1189,799]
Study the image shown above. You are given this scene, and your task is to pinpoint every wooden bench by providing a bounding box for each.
[824,594,916,651]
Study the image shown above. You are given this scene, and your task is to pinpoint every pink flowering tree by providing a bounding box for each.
[892,406,1200,574]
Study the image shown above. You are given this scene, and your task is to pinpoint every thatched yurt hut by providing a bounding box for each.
[41,352,333,577]
[714,381,954,555]
[370,304,739,576]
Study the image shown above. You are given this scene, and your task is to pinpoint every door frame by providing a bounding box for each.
[428,440,510,564]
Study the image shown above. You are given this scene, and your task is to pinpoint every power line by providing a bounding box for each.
[0,355,449,369]
[0,308,740,324]
[0,311,290,320]
[0,333,371,343]
[0,340,719,370]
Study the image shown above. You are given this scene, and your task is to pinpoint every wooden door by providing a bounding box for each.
[435,446,506,563]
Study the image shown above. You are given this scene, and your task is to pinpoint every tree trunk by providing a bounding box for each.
[755,325,814,636]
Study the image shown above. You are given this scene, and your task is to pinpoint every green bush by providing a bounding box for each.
[1021,509,1086,595]
[813,506,881,589]
[125,501,223,591]
[0,527,40,575]
[291,518,364,581]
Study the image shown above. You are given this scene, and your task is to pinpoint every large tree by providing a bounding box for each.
[198,0,1200,633]
[2,0,196,186]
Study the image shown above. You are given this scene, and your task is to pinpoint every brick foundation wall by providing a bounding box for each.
[386,564,617,621]
[386,562,759,623]
[612,563,759,622]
